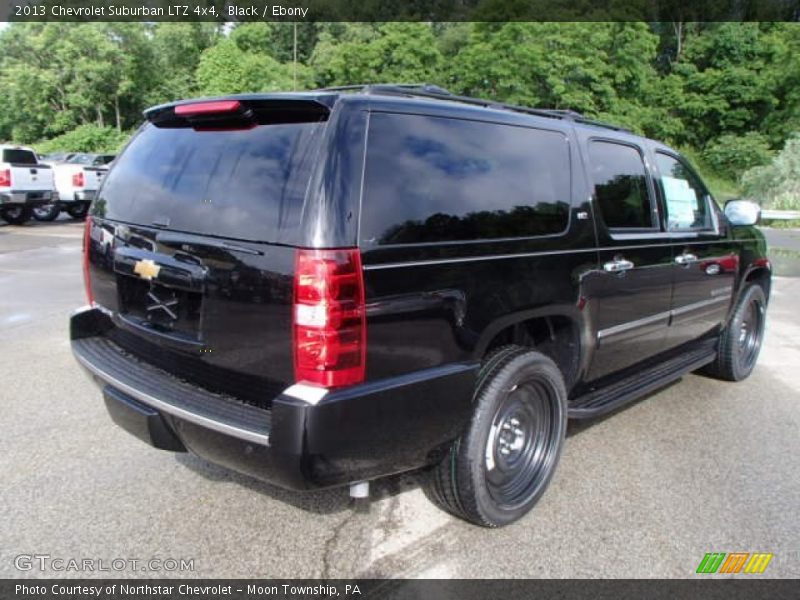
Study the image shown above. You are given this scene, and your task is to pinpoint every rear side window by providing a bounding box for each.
[96,122,324,243]
[68,154,94,165]
[2,149,37,164]
[588,141,653,230]
[360,113,571,245]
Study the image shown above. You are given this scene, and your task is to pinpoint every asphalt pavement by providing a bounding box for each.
[1,218,798,579]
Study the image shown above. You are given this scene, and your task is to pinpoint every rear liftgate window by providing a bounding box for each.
[360,113,571,245]
[2,149,37,164]
[96,104,326,243]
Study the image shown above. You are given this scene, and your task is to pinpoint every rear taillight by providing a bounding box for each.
[72,171,84,188]
[82,216,94,305]
[293,248,366,388]
[0,169,10,187]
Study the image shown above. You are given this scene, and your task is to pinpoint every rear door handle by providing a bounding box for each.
[675,253,698,265]
[603,258,635,272]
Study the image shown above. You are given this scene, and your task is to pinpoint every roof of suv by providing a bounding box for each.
[144,84,643,141]
[323,84,633,132]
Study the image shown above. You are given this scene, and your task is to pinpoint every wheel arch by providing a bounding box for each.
[474,305,589,390]
[742,264,771,301]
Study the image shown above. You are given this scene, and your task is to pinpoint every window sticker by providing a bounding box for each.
[662,175,698,227]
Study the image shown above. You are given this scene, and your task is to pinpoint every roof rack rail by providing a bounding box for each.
[315,83,631,133]
[316,83,443,93]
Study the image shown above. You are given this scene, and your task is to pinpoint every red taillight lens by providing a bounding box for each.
[175,100,242,116]
[82,216,94,305]
[293,248,366,388]
[0,169,10,187]
[72,171,84,188]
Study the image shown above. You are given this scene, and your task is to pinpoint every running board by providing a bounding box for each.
[568,345,717,419]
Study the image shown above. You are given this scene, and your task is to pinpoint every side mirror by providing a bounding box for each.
[724,199,761,226]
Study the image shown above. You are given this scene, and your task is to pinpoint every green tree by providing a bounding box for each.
[447,22,677,138]
[742,134,800,210]
[0,18,797,194]
[310,23,443,86]
[0,23,161,141]
[669,23,780,147]
[148,23,219,104]
[35,124,131,154]
[195,39,311,95]
[265,22,320,63]
[761,23,800,146]
[230,22,275,55]
[703,133,774,181]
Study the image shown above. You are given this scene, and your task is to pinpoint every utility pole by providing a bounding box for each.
[293,22,297,89]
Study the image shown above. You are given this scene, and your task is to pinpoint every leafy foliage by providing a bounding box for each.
[0,20,797,197]
[310,23,443,86]
[702,133,774,181]
[742,134,800,210]
[35,124,132,154]
[196,39,312,95]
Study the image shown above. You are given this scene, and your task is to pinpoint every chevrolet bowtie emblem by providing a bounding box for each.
[133,259,161,281]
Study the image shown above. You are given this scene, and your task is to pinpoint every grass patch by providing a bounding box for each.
[761,219,800,229]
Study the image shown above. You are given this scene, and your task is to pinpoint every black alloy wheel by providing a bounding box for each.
[704,283,767,381]
[426,346,568,527]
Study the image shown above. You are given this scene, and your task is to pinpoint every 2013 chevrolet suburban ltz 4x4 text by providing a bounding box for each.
[70,85,770,527]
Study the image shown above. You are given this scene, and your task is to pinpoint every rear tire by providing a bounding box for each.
[426,345,568,527]
[0,206,33,225]
[32,203,61,222]
[704,284,767,381]
[67,203,89,220]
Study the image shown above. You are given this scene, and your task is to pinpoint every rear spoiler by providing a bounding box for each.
[144,94,334,129]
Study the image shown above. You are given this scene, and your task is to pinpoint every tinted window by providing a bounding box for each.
[655,152,713,231]
[2,149,37,164]
[588,141,653,229]
[360,113,570,245]
[96,122,324,243]
[67,154,94,165]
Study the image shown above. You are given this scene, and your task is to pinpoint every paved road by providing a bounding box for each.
[1,220,798,579]
[761,227,800,253]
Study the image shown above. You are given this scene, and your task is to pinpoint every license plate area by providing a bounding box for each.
[117,275,203,341]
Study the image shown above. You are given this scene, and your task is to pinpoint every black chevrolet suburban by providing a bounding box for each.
[70,85,770,527]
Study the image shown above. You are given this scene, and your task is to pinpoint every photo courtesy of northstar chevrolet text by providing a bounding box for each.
[0,1,798,594]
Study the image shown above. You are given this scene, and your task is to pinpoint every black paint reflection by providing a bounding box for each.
[378,203,570,244]
[362,112,571,245]
[588,141,652,229]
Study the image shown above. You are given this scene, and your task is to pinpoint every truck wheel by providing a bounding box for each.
[704,284,767,381]
[32,203,61,222]
[426,345,568,527]
[67,203,89,220]
[0,206,33,225]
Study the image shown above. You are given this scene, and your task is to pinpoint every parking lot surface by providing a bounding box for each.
[1,218,798,578]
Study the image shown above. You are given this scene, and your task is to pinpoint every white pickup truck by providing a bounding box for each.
[33,153,114,221]
[0,145,57,225]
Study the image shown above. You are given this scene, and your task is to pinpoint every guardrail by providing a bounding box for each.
[761,210,800,220]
